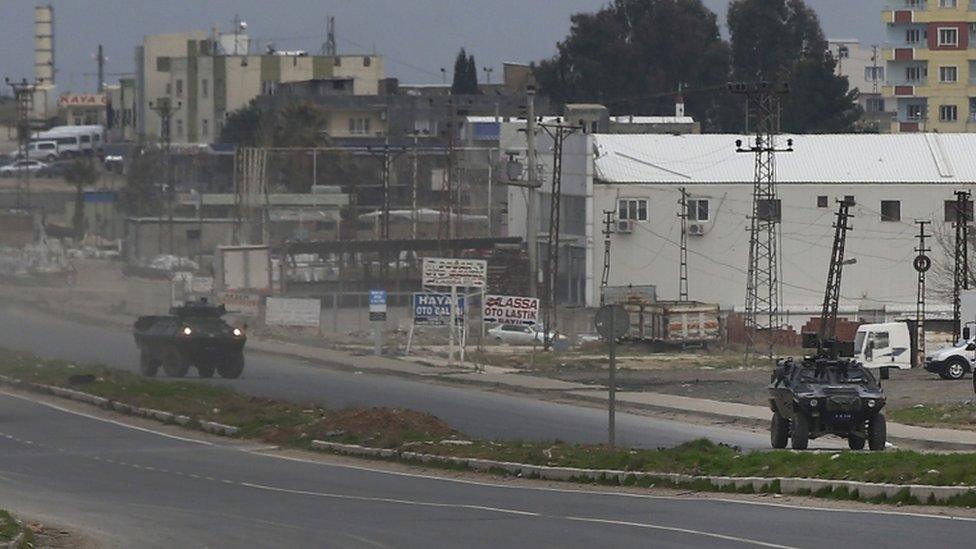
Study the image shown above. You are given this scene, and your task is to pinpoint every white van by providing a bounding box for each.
[853,322,914,370]
[34,125,104,157]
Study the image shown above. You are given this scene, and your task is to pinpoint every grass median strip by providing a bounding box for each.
[890,403,976,431]
[3,348,976,505]
[0,509,32,548]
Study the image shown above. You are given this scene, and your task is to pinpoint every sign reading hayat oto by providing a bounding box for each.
[483,295,540,326]
[412,293,465,325]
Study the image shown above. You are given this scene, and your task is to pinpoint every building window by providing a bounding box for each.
[686,199,710,222]
[618,199,648,222]
[348,117,371,134]
[867,98,885,112]
[881,201,901,222]
[165,82,172,95]
[201,79,209,98]
[940,104,958,121]
[864,66,884,82]
[938,27,959,47]
[817,196,829,208]
[940,66,958,83]
[907,104,925,120]
[202,118,209,137]
[946,199,975,222]
[844,195,856,206]
[175,79,183,96]
[156,57,171,71]
[970,98,976,121]
[906,66,925,82]
[363,56,371,67]
[940,0,957,7]
[175,119,183,136]
[906,29,921,44]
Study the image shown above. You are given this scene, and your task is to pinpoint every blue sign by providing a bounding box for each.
[369,290,387,306]
[412,293,465,325]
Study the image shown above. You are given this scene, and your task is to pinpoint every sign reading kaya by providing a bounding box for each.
[422,257,487,288]
[483,295,539,326]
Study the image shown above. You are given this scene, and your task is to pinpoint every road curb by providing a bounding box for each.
[310,440,976,504]
[0,375,239,437]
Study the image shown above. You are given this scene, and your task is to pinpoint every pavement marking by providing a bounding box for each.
[239,481,541,517]
[249,451,976,524]
[563,516,797,548]
[0,390,213,446]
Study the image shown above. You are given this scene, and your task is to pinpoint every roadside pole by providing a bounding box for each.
[595,304,628,451]
[369,290,387,357]
[449,284,457,366]
[608,310,616,450]
[526,87,538,298]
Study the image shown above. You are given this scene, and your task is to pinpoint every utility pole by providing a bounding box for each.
[95,44,106,92]
[409,131,421,239]
[323,16,337,56]
[525,87,539,297]
[953,190,971,341]
[818,198,854,344]
[6,78,36,210]
[601,210,616,449]
[915,220,931,370]
[731,81,792,362]
[601,210,615,303]
[367,141,406,278]
[437,100,457,257]
[678,187,690,302]
[149,97,181,254]
[540,121,581,351]
[871,45,880,94]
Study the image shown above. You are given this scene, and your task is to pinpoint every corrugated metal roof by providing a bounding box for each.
[592,133,976,184]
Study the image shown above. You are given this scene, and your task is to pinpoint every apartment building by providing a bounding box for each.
[829,39,892,131]
[883,0,976,132]
[135,29,384,143]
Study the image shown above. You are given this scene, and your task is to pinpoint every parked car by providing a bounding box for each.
[0,159,48,176]
[11,140,60,162]
[488,324,567,346]
[35,160,74,179]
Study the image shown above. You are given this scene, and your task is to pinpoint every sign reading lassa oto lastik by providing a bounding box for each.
[483,295,540,326]
[422,257,487,288]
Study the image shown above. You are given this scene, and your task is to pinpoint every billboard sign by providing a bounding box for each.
[422,257,487,288]
[412,293,465,325]
[217,291,261,317]
[483,295,540,326]
[265,297,321,328]
[369,290,388,322]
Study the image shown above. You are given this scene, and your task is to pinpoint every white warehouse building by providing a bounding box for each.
[508,132,975,325]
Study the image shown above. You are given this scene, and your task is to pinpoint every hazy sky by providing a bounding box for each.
[0,0,887,94]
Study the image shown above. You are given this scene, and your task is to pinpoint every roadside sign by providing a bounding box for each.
[369,290,388,322]
[483,295,539,326]
[422,257,487,288]
[412,293,465,325]
[217,291,261,317]
[266,297,321,328]
[595,305,630,341]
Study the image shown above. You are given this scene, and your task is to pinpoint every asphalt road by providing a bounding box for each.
[0,304,791,450]
[1,390,973,548]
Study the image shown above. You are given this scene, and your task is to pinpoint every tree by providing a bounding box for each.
[219,100,264,146]
[64,159,98,238]
[451,48,479,95]
[727,0,862,132]
[534,0,732,130]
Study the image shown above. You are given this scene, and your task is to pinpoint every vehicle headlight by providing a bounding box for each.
[233,328,243,337]
[182,327,192,336]
[867,399,876,408]
[809,399,818,408]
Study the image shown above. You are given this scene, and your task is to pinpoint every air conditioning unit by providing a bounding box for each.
[688,223,705,236]
[616,219,633,234]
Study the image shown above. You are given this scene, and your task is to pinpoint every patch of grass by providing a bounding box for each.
[0,509,33,547]
[889,403,976,430]
[0,348,457,449]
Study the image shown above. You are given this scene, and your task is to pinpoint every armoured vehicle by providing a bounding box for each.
[768,354,886,451]
[133,299,246,379]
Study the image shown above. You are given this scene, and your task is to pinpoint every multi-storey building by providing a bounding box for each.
[829,39,892,131]
[134,28,384,144]
[883,0,976,133]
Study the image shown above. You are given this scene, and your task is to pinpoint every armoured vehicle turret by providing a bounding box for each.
[133,298,246,379]
[768,351,886,451]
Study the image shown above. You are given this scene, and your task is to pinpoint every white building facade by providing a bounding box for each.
[509,133,976,325]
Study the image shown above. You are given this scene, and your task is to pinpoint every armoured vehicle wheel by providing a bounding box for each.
[942,358,967,380]
[197,363,216,378]
[140,349,159,377]
[161,348,189,378]
[218,352,244,379]
[791,413,810,450]
[770,413,789,449]
[868,413,886,452]
[847,435,866,450]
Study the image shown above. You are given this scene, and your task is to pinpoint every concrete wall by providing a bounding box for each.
[125,218,235,265]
